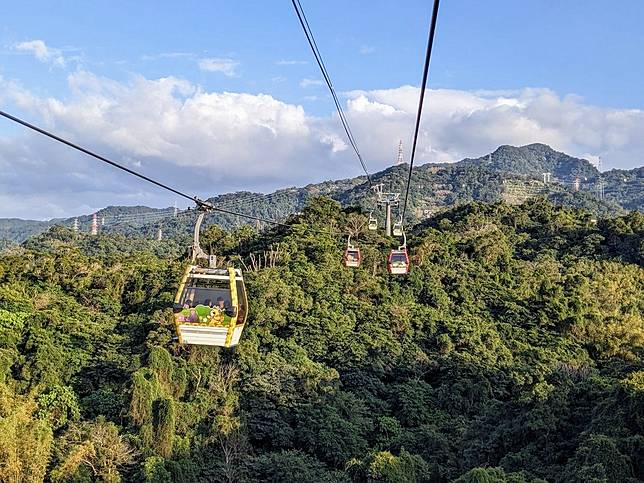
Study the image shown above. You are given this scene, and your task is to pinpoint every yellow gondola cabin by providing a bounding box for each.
[173,209,249,347]
[173,266,248,347]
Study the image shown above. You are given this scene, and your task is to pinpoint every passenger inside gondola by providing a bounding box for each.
[179,299,198,322]
[216,296,236,318]
[216,296,226,311]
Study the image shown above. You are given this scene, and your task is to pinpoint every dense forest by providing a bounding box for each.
[0,197,642,482]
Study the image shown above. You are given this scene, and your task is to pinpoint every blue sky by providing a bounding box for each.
[3,0,643,109]
[1,0,643,218]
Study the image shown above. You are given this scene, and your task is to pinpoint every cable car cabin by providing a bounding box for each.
[344,246,362,268]
[387,249,410,275]
[392,221,404,237]
[173,266,248,347]
[368,214,378,231]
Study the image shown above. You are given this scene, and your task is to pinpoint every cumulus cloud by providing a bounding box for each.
[14,40,66,67]
[300,78,324,88]
[0,72,342,217]
[197,57,239,76]
[342,86,644,168]
[0,72,642,219]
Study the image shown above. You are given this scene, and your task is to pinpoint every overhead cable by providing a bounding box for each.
[401,0,441,222]
[291,0,372,185]
[0,109,295,229]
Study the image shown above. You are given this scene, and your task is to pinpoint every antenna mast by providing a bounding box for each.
[396,140,404,165]
[596,157,604,200]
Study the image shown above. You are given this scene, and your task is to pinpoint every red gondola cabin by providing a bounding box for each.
[387,248,409,275]
[344,246,362,268]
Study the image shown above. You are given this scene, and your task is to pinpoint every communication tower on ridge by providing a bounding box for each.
[596,157,605,201]
[91,213,98,235]
[396,140,404,165]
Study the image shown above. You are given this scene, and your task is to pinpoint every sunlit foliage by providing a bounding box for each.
[0,198,641,481]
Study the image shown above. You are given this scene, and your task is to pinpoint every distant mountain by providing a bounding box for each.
[0,218,50,244]
[1,144,641,244]
[461,143,599,179]
[0,206,175,244]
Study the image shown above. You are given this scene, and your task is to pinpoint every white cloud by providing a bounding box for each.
[300,78,324,88]
[359,46,375,55]
[0,72,643,219]
[14,39,66,67]
[198,57,239,76]
[276,59,308,66]
[141,52,196,61]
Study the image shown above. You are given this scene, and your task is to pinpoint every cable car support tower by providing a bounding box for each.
[373,184,401,237]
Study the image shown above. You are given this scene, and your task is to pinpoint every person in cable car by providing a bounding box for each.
[179,300,198,322]
[213,296,235,326]
[215,296,234,316]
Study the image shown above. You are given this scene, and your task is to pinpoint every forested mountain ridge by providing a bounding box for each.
[0,198,642,481]
[460,143,599,179]
[1,143,641,244]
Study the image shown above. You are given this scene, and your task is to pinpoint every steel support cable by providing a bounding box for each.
[105,209,193,226]
[295,1,366,179]
[101,209,176,223]
[401,0,440,222]
[108,214,174,224]
[108,193,300,228]
[0,109,349,238]
[0,109,300,229]
[294,5,361,167]
[291,0,372,185]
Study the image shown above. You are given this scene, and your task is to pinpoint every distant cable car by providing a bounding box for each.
[388,248,409,275]
[173,211,248,347]
[387,232,409,275]
[344,236,361,268]
[368,212,378,231]
[392,216,404,237]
